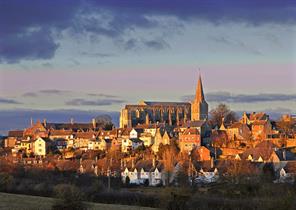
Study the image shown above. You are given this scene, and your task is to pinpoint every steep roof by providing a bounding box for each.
[184,120,206,128]
[250,112,268,121]
[194,74,205,102]
[240,141,278,161]
[182,128,199,135]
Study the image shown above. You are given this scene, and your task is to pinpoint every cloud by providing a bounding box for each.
[1,0,296,63]
[0,98,22,104]
[22,92,38,97]
[80,52,115,57]
[123,38,170,51]
[124,38,139,51]
[209,35,263,55]
[21,90,120,99]
[87,93,118,98]
[0,1,80,63]
[144,39,170,50]
[42,62,53,68]
[39,89,70,95]
[182,92,296,103]
[65,98,126,106]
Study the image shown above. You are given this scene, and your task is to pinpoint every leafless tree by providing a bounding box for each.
[209,103,238,128]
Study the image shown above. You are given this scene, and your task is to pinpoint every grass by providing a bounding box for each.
[0,192,159,210]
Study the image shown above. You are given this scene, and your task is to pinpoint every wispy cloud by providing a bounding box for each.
[0,98,22,104]
[182,92,296,103]
[80,52,115,57]
[209,35,263,55]
[65,98,125,106]
[22,92,38,97]
[144,39,170,50]
[39,89,70,95]
[87,93,118,98]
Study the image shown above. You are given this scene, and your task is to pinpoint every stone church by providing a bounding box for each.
[119,74,208,128]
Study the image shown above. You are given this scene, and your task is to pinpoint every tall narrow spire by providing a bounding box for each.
[195,73,205,102]
[191,72,208,121]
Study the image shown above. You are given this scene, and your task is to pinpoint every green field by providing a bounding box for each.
[0,192,159,210]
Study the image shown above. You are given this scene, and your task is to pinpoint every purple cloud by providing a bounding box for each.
[1,0,296,63]
[65,98,126,106]
[0,98,22,104]
[39,89,69,95]
[22,92,38,97]
[182,92,296,103]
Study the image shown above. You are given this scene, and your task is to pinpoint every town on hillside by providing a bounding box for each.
[1,74,296,187]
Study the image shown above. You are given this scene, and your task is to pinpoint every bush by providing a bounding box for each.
[0,172,14,192]
[52,184,87,210]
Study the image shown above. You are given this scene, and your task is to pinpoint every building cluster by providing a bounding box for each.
[1,74,296,186]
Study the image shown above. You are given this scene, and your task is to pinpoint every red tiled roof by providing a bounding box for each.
[8,130,24,138]
[182,128,199,135]
[50,130,73,136]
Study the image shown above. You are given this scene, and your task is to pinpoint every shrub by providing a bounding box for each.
[52,184,87,210]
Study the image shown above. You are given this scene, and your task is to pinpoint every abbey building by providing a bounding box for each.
[120,74,208,128]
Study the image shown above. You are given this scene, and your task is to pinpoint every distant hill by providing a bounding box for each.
[0,109,120,135]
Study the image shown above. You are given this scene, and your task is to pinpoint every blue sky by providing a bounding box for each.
[0,0,295,133]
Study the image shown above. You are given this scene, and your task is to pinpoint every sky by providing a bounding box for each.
[0,0,296,133]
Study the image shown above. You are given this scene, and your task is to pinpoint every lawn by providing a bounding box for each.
[0,192,159,210]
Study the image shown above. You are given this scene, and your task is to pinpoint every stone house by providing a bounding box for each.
[251,120,272,140]
[178,128,201,153]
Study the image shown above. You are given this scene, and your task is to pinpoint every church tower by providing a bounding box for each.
[191,74,208,121]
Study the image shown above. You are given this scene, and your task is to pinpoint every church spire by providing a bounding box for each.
[195,73,205,102]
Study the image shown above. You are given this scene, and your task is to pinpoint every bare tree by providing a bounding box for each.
[163,144,179,186]
[209,103,238,128]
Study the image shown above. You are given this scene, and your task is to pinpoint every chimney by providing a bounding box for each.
[43,118,47,127]
[152,157,156,168]
[30,117,33,127]
[132,159,134,168]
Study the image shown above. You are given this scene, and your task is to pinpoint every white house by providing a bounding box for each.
[88,139,107,151]
[130,128,145,139]
[194,168,219,184]
[149,167,164,186]
[33,137,46,156]
[121,138,143,153]
[121,159,165,186]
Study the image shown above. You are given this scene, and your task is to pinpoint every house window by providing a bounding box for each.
[39,144,42,147]
[38,149,42,152]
